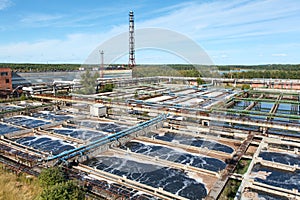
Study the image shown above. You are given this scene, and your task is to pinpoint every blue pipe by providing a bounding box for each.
[41,114,168,162]
[59,115,166,161]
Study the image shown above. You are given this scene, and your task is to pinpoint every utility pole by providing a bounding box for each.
[100,50,104,78]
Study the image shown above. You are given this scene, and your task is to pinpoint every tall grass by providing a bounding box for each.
[0,164,42,200]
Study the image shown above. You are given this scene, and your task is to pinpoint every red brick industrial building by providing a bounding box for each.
[0,68,12,91]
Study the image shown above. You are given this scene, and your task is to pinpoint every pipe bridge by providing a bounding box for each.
[40,114,168,166]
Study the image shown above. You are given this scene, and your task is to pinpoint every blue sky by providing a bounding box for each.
[0,0,299,65]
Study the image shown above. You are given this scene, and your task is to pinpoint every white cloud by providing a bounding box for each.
[272,53,287,57]
[18,5,132,29]
[0,33,104,63]
[1,0,300,64]
[20,14,64,25]
[138,0,300,41]
[221,54,229,58]
[0,0,12,10]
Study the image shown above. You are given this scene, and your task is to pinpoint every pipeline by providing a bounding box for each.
[40,114,168,163]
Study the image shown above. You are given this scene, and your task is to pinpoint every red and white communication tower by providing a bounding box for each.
[128,11,136,68]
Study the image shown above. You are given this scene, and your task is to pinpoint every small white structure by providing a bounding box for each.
[90,104,107,117]
[22,86,34,94]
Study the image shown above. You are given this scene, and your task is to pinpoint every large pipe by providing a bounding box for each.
[59,115,166,161]
[40,114,168,162]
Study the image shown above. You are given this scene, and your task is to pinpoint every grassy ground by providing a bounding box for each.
[234,159,251,175]
[218,179,241,200]
[0,164,41,200]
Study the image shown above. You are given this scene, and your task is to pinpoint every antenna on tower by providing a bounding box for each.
[100,50,104,78]
[128,11,136,68]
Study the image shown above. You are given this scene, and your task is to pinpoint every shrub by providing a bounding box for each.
[38,167,65,188]
[40,180,85,200]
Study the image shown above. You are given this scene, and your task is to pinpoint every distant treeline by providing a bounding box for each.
[216,64,300,71]
[219,64,300,79]
[1,63,300,79]
[152,64,300,71]
[0,63,80,72]
[132,65,203,77]
[132,64,300,78]
[132,64,227,77]
[223,70,300,79]
[0,63,128,72]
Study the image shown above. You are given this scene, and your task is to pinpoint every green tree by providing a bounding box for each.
[20,93,27,101]
[241,84,250,90]
[38,167,65,188]
[196,77,205,86]
[101,83,114,93]
[79,70,100,94]
[40,180,85,200]
[134,91,138,98]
